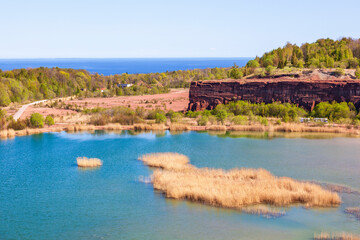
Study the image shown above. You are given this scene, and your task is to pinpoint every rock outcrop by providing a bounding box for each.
[188,79,360,111]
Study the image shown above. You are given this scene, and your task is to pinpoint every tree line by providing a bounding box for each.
[1,37,360,107]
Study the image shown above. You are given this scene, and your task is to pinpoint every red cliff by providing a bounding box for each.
[188,79,360,111]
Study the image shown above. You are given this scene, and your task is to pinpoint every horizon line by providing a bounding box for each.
[0,57,253,60]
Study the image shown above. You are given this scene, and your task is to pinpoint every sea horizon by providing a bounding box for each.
[0,57,252,75]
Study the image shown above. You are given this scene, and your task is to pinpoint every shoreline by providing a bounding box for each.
[1,122,360,139]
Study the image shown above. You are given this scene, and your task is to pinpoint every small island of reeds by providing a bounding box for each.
[76,157,103,168]
[139,152,341,215]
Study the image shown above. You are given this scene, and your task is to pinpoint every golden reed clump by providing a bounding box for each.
[76,157,103,168]
[139,153,192,171]
[139,153,341,210]
[314,232,360,240]
[0,129,15,139]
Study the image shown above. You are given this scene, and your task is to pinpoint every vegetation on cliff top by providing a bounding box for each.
[1,37,360,107]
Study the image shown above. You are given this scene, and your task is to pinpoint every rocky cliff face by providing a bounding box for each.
[188,79,360,111]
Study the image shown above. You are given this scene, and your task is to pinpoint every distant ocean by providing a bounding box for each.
[0,58,251,76]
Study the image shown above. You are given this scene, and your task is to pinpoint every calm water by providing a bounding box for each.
[1,131,360,240]
[0,58,251,75]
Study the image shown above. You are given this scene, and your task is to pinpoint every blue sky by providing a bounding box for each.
[1,0,359,58]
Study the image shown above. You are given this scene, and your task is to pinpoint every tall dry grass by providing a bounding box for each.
[0,129,15,139]
[140,152,341,210]
[139,153,192,171]
[134,123,167,131]
[169,123,190,131]
[314,232,360,240]
[76,157,102,168]
[206,125,227,131]
[103,123,123,130]
[66,124,95,132]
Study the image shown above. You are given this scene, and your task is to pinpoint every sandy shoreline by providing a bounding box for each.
[1,122,360,139]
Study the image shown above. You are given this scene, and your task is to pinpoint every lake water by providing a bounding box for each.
[0,58,251,75]
[1,131,360,240]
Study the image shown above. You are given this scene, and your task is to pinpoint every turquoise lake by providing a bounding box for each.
[1,131,360,240]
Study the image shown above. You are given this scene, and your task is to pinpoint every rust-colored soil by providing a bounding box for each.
[19,89,189,120]
[63,88,189,111]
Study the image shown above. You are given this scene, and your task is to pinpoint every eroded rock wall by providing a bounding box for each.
[188,79,360,111]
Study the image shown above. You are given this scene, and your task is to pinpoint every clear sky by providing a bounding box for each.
[1,0,359,58]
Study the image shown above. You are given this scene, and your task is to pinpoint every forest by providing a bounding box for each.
[1,37,360,106]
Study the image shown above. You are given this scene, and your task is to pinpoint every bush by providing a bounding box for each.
[197,115,208,126]
[45,116,55,126]
[334,68,345,76]
[0,109,6,130]
[231,115,248,125]
[155,113,167,124]
[7,119,28,130]
[355,67,360,79]
[170,112,183,123]
[30,113,44,128]
[216,110,228,125]
[311,101,353,121]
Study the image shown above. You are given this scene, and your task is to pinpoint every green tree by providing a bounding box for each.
[228,65,243,79]
[0,88,11,106]
[246,60,260,68]
[30,113,44,128]
[197,115,208,126]
[216,109,228,124]
[45,115,55,126]
[155,113,167,124]
[0,108,6,130]
[355,67,360,79]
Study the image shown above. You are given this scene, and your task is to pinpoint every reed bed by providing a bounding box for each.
[76,157,103,168]
[228,125,266,132]
[314,232,360,240]
[140,152,341,210]
[133,123,167,131]
[206,125,227,131]
[345,207,360,220]
[103,123,123,130]
[169,123,190,131]
[0,129,15,139]
[139,153,192,171]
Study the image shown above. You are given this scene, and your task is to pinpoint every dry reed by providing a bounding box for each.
[314,232,360,240]
[140,152,341,210]
[139,153,192,171]
[0,129,16,139]
[76,157,103,168]
[134,123,167,131]
[206,125,227,131]
[103,123,123,130]
[169,123,190,131]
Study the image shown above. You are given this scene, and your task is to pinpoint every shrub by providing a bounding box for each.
[260,117,268,126]
[216,110,228,125]
[30,113,44,128]
[231,115,248,125]
[185,110,201,118]
[170,112,183,123]
[155,113,167,124]
[197,115,209,126]
[7,119,28,130]
[334,68,345,76]
[45,116,54,126]
[0,109,6,130]
[355,67,360,79]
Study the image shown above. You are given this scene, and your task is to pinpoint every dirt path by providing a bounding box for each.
[13,100,48,121]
